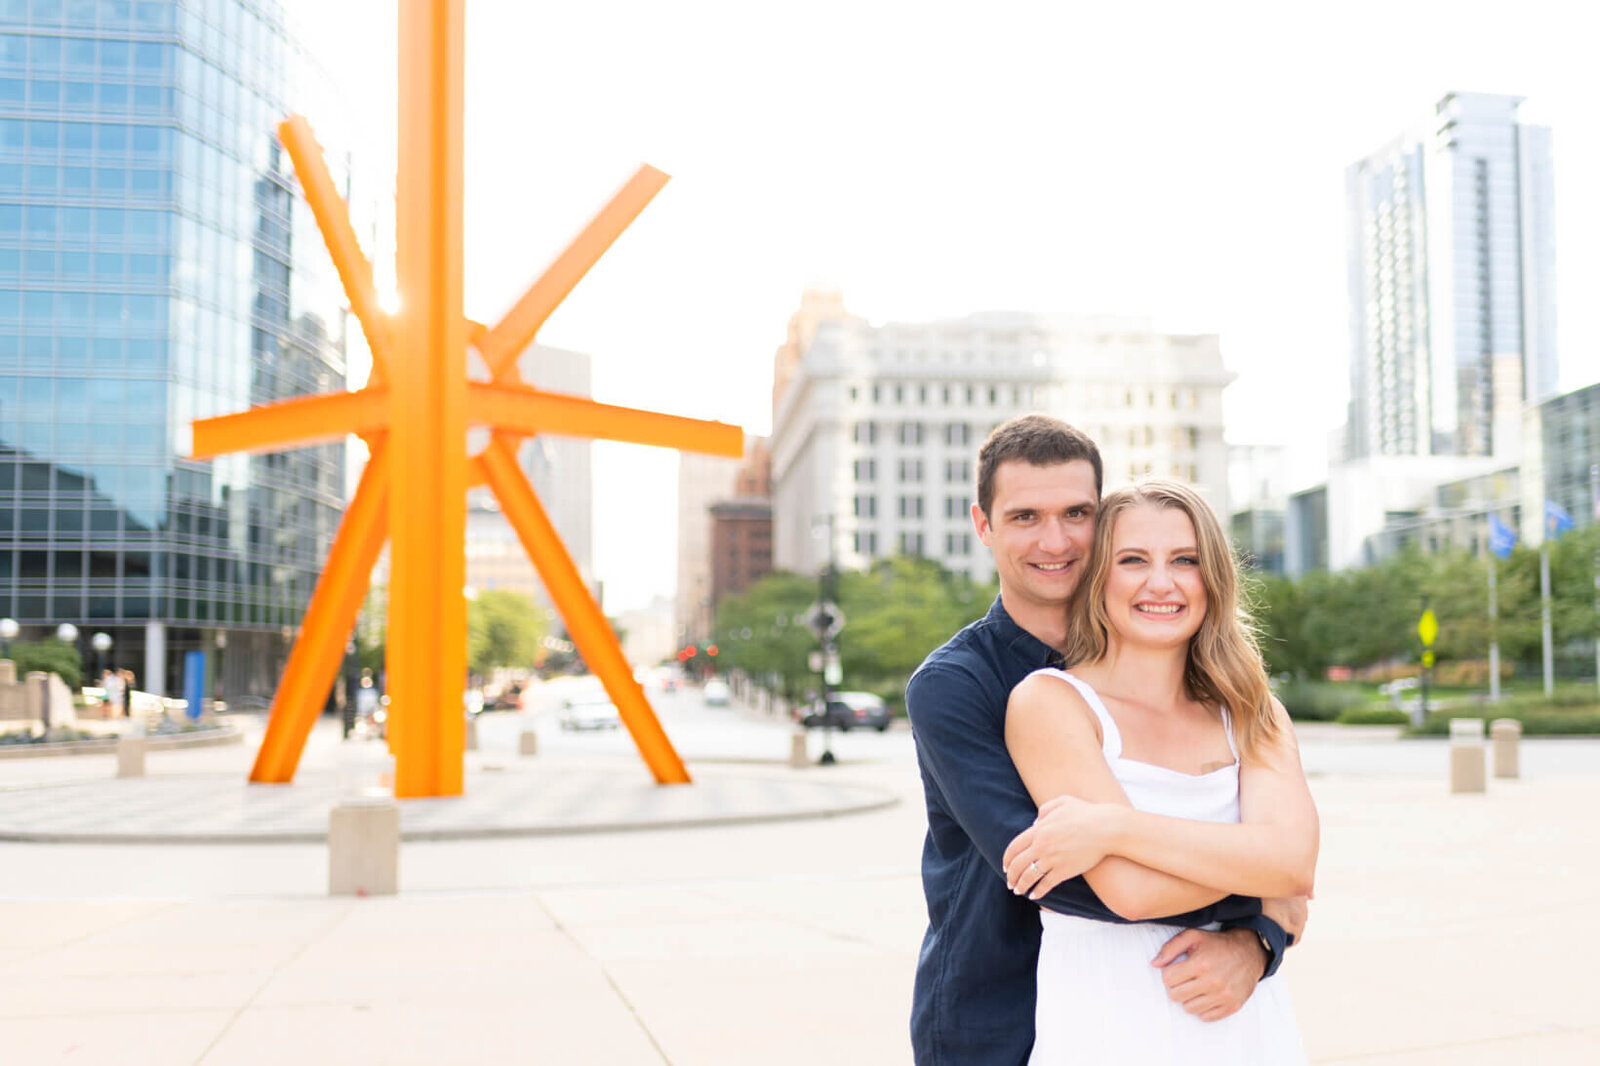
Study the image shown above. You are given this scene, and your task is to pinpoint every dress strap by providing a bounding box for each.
[1220,707,1239,761]
[1024,668,1121,759]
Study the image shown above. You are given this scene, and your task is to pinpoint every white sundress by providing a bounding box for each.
[1025,669,1307,1066]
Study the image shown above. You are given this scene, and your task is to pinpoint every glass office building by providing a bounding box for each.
[0,0,354,700]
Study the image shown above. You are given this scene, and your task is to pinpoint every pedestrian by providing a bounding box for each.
[904,415,1302,1065]
[101,668,124,718]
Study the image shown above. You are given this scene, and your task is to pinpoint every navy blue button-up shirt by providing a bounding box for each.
[906,596,1285,1066]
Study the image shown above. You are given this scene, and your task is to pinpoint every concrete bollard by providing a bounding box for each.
[116,736,146,778]
[465,713,478,752]
[1490,718,1521,779]
[519,729,539,756]
[328,800,400,897]
[1449,718,1486,794]
[788,730,809,769]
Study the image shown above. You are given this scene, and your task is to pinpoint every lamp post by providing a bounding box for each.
[92,631,112,694]
[0,617,17,660]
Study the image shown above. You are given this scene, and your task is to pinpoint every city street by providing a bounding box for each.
[0,680,1598,1063]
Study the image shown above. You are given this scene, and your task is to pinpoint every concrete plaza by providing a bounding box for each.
[0,688,1597,1064]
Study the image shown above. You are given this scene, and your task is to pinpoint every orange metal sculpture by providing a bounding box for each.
[190,0,741,796]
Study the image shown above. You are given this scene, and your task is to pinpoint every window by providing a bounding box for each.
[945,423,971,446]
[898,422,924,446]
[853,421,877,445]
[899,531,925,556]
[944,495,971,519]
[852,458,876,482]
[898,495,925,519]
[944,458,970,483]
[944,532,973,556]
[898,458,923,483]
[852,494,877,518]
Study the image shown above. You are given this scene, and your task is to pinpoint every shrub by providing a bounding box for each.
[8,640,82,690]
[1335,707,1411,726]
[1274,680,1368,722]
[1409,707,1600,735]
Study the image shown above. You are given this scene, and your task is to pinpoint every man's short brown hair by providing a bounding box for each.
[976,415,1103,517]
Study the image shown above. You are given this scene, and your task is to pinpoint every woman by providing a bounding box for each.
[1002,479,1317,1064]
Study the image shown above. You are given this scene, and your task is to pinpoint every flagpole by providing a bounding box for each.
[1592,464,1600,697]
[1488,551,1500,703]
[1541,542,1554,698]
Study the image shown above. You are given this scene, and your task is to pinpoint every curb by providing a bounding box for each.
[0,726,244,760]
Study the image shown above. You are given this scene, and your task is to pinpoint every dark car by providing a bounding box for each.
[800,691,891,732]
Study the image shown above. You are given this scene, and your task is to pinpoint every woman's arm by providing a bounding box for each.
[1004,673,1234,920]
[1098,698,1318,899]
[1007,690,1319,905]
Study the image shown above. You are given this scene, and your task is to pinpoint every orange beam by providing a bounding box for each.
[250,436,390,783]
[478,165,669,382]
[467,382,743,455]
[388,0,467,798]
[190,389,386,460]
[478,438,690,784]
[278,115,393,388]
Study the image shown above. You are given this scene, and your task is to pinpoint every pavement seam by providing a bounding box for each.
[190,900,357,1066]
[531,891,675,1065]
[5,897,185,971]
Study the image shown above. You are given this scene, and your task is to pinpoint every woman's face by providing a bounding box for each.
[1102,503,1208,650]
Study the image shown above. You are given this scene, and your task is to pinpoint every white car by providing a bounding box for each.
[560,695,621,731]
[702,679,730,706]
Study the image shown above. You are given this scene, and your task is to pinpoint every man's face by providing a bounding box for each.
[972,459,1098,613]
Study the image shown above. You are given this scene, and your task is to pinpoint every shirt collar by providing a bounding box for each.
[984,595,1066,670]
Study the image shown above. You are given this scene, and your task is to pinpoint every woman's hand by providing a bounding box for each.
[1002,793,1118,900]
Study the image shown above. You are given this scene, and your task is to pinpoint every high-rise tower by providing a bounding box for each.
[1345,92,1556,461]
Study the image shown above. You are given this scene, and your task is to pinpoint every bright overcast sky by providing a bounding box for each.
[287,0,1600,613]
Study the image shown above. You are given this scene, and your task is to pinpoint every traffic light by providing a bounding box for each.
[707,644,718,657]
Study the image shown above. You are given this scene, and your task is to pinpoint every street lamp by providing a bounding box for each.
[56,622,78,644]
[0,617,17,660]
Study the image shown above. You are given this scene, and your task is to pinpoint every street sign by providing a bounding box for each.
[806,601,845,640]
[1418,609,1438,648]
[1422,650,1435,669]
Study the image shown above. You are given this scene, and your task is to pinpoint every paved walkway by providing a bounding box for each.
[1,697,1597,1064]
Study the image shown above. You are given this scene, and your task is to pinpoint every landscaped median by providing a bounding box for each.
[1275,678,1600,734]
[0,717,242,759]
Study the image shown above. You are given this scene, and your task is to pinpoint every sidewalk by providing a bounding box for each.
[1,714,1597,1064]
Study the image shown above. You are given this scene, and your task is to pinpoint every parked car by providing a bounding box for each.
[560,694,621,731]
[702,679,731,706]
[800,691,891,732]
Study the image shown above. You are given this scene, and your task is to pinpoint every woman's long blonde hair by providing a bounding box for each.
[1063,479,1281,762]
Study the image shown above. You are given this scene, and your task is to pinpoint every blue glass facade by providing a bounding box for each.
[0,0,350,698]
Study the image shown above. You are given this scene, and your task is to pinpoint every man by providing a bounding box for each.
[906,415,1300,1065]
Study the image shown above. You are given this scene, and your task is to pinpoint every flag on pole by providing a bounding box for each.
[1488,513,1517,559]
[1546,498,1575,539]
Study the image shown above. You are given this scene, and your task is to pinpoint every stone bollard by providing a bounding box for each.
[519,729,539,756]
[116,736,146,778]
[465,713,479,752]
[1490,718,1521,779]
[788,729,809,769]
[328,800,400,896]
[1449,718,1486,794]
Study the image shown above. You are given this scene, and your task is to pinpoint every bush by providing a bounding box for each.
[8,641,81,690]
[1274,680,1368,722]
[1335,707,1411,726]
[1409,706,1600,735]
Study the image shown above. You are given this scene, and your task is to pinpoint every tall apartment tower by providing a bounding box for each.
[0,1,360,698]
[1345,92,1556,461]
[770,307,1233,581]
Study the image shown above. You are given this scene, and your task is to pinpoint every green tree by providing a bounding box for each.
[712,571,817,703]
[466,590,546,677]
[10,640,82,690]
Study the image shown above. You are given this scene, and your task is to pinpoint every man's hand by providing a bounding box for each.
[1150,927,1264,1022]
[1262,896,1309,945]
[1001,793,1112,899]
